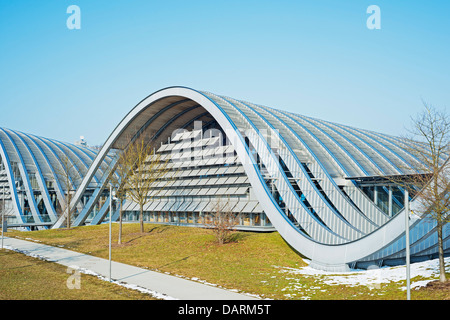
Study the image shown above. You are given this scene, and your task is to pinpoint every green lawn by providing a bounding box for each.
[5,223,449,300]
[0,249,158,300]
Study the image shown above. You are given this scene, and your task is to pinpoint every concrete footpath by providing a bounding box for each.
[2,237,258,300]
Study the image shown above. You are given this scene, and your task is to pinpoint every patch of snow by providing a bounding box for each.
[410,280,431,290]
[276,257,449,288]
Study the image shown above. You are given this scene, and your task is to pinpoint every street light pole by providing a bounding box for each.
[404,189,411,300]
[1,184,5,249]
[109,184,112,282]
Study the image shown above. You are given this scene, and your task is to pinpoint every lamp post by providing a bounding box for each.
[109,184,117,283]
[109,184,112,282]
[1,184,5,249]
[404,189,411,300]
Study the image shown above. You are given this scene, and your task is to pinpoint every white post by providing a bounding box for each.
[109,184,112,282]
[1,184,4,249]
[388,186,393,217]
[404,189,411,300]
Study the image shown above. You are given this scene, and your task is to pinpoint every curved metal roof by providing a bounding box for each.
[1,86,448,270]
[0,127,113,228]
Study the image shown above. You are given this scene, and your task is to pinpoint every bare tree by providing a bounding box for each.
[207,197,239,245]
[118,136,172,233]
[56,154,83,229]
[108,149,134,244]
[402,102,450,283]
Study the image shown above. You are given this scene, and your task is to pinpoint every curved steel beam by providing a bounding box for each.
[0,128,43,227]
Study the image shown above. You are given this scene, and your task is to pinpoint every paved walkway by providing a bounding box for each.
[2,237,258,300]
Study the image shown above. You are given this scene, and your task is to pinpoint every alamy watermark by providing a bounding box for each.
[66,5,81,30]
[64,5,381,31]
[66,266,81,289]
[366,265,382,290]
[366,5,381,30]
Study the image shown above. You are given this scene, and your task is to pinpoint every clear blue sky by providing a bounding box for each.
[1,0,449,146]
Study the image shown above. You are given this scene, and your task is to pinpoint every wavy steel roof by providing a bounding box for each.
[0,127,114,226]
[1,86,448,270]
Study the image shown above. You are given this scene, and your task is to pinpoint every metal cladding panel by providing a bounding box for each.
[312,119,384,176]
[326,122,398,175]
[0,131,20,162]
[7,130,37,171]
[153,200,168,211]
[373,133,429,168]
[162,200,177,211]
[343,185,388,226]
[194,201,209,212]
[145,200,158,211]
[18,133,54,178]
[276,111,392,228]
[206,188,218,195]
[209,94,349,244]
[185,201,200,212]
[266,112,374,233]
[346,127,412,174]
[359,218,443,263]
[252,203,263,213]
[299,117,364,177]
[241,201,257,213]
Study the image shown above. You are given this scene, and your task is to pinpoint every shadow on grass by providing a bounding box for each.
[120,225,172,245]
[146,225,171,234]
[157,253,199,269]
[226,232,251,243]
[123,235,146,245]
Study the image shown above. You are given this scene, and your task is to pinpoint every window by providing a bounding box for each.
[242,213,251,226]
[196,212,204,224]
[254,213,261,226]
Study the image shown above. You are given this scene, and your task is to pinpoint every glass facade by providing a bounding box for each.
[360,184,406,217]
[121,210,272,230]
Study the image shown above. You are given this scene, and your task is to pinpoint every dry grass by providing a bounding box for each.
[0,249,158,300]
[5,223,449,300]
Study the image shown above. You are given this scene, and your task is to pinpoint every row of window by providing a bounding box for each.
[116,211,273,229]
